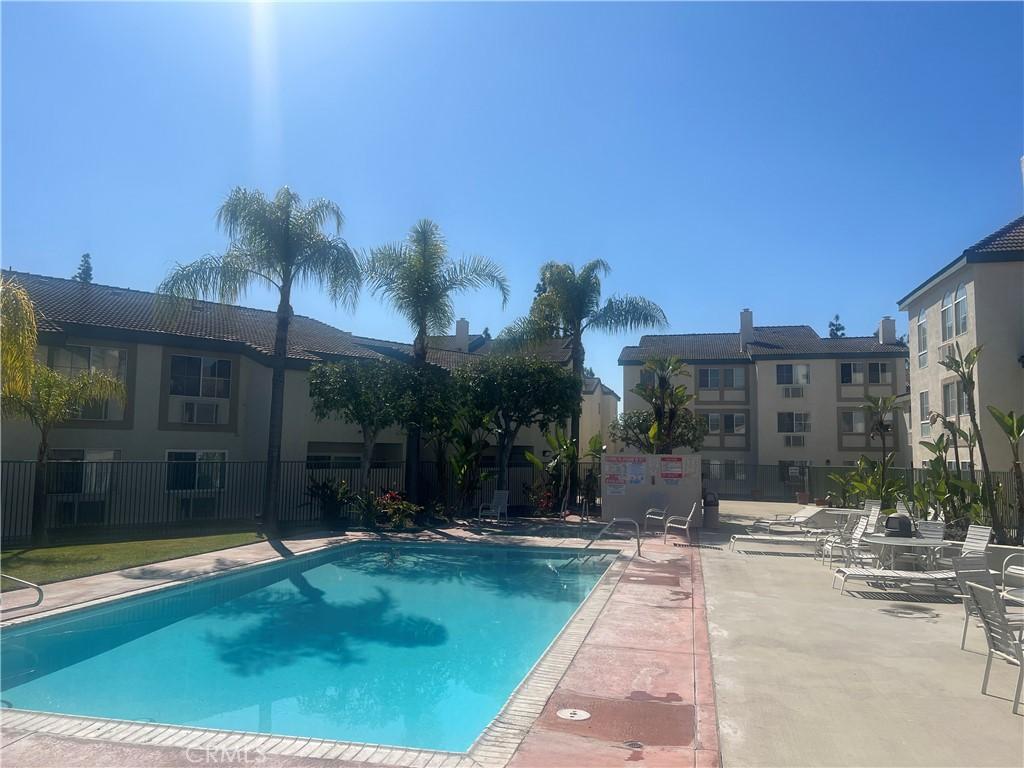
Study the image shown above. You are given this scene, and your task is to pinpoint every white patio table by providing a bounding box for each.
[863,534,955,570]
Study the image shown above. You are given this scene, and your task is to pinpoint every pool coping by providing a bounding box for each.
[1,532,634,768]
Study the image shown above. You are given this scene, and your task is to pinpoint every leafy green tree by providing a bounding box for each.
[987,405,1024,545]
[72,253,93,283]
[447,407,495,514]
[364,220,509,500]
[633,356,702,454]
[499,260,667,482]
[940,343,1002,541]
[828,314,845,338]
[526,426,577,517]
[159,186,360,535]
[308,359,416,492]
[3,365,125,544]
[456,355,579,492]
[1,275,38,399]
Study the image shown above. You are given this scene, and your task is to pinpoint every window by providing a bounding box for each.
[942,381,966,417]
[703,413,721,433]
[917,308,928,368]
[782,386,804,398]
[775,364,809,385]
[723,368,745,389]
[47,449,120,494]
[698,368,720,389]
[941,290,954,341]
[52,345,127,420]
[840,362,865,385]
[954,283,968,336]
[919,391,930,437]
[306,454,361,470]
[841,411,866,434]
[722,413,746,435]
[777,412,810,433]
[170,356,231,398]
[166,451,227,491]
[868,362,891,385]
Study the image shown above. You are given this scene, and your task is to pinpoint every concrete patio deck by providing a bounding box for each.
[701,501,1023,768]
[1,523,718,768]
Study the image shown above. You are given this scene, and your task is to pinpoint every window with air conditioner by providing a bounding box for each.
[783,386,804,398]
[784,435,805,447]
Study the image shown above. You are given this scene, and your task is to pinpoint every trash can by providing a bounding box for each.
[703,491,720,530]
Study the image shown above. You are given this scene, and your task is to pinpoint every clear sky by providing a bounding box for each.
[3,2,1022,397]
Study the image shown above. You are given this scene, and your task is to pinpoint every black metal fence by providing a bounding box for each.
[0,459,603,544]
[702,461,1019,542]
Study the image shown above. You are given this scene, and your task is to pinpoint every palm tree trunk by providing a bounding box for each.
[1010,446,1024,546]
[262,289,292,537]
[31,431,49,546]
[405,328,428,503]
[568,330,584,503]
[496,425,517,492]
[967,395,1004,543]
[360,426,378,494]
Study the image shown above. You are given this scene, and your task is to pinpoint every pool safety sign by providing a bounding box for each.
[659,456,684,485]
[603,455,646,495]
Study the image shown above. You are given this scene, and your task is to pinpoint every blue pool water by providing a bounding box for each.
[1,542,613,752]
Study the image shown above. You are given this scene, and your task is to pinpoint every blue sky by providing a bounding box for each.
[3,2,1022,395]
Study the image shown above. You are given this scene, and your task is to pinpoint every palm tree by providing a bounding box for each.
[500,260,667,487]
[159,187,360,534]
[3,364,125,545]
[987,406,1024,546]
[1,275,39,399]
[364,219,510,500]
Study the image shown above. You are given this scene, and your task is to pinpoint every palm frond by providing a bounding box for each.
[442,255,510,307]
[1,276,39,399]
[585,294,668,333]
[296,236,361,310]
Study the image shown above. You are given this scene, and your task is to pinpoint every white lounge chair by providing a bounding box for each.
[749,505,821,533]
[479,490,509,522]
[966,582,1024,714]
[664,502,699,546]
[828,507,883,569]
[832,566,957,595]
[936,524,992,569]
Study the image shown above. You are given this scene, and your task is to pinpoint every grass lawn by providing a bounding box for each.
[1,531,265,590]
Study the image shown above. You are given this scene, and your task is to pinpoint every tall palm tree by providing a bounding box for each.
[1,275,39,400]
[862,394,899,507]
[500,260,667,484]
[364,219,510,500]
[4,364,125,545]
[159,187,360,534]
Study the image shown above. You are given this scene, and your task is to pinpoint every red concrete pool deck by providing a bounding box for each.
[0,526,720,767]
[508,537,719,768]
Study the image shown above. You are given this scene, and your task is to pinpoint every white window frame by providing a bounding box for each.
[723,413,746,435]
[868,362,891,385]
[704,413,721,433]
[841,410,866,434]
[917,308,928,368]
[840,362,865,385]
[954,283,968,336]
[52,344,127,420]
[941,290,954,341]
[723,367,745,389]
[169,355,232,400]
[919,391,930,437]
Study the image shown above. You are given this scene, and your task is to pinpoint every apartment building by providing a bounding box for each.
[580,377,620,448]
[2,272,615,472]
[897,214,1024,471]
[618,310,910,474]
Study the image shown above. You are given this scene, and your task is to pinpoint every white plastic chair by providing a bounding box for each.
[479,490,509,522]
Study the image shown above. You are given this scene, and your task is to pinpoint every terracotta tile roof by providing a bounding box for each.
[619,325,907,364]
[8,271,386,364]
[348,335,485,371]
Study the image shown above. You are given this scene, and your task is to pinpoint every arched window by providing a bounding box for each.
[954,283,968,336]
[917,307,928,368]
[941,290,954,341]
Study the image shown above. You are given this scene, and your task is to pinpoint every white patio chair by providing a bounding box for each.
[830,508,882,569]
[750,505,819,533]
[1002,553,1024,603]
[644,505,669,535]
[478,490,509,522]
[954,552,1024,649]
[814,514,861,562]
[936,524,992,569]
[966,582,1024,715]
[664,502,698,546]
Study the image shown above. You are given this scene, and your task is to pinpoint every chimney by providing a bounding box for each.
[739,308,754,351]
[455,317,470,352]
[878,315,897,345]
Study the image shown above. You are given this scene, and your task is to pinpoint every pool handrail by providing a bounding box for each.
[1,573,44,608]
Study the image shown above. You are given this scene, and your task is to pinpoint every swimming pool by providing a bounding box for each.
[1,542,615,752]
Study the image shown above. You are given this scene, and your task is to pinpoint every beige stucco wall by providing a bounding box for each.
[903,261,1023,470]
